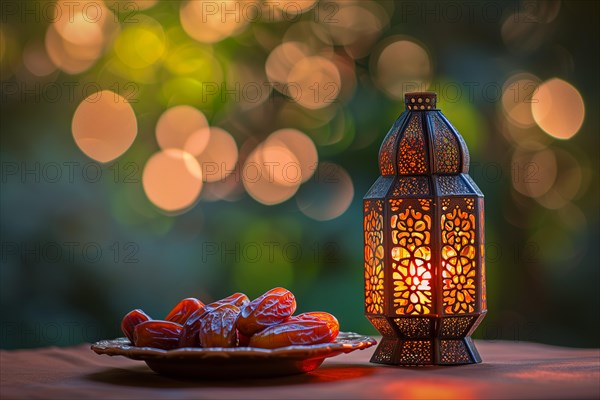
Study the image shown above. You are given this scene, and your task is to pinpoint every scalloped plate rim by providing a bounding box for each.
[91,331,377,361]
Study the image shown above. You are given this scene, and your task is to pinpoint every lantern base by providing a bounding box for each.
[366,313,486,365]
[370,336,481,366]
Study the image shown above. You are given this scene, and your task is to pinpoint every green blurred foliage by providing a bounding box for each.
[0,0,598,349]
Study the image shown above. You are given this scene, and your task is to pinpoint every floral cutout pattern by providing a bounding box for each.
[441,204,477,314]
[364,200,385,314]
[398,114,428,175]
[390,199,433,315]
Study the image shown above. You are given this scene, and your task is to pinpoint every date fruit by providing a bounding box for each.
[178,293,248,347]
[288,311,339,339]
[134,320,182,350]
[121,309,151,343]
[178,308,207,348]
[165,298,204,325]
[199,304,240,348]
[236,287,296,336]
[212,292,250,308]
[248,320,337,349]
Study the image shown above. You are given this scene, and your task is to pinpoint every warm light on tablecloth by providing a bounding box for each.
[1,340,598,399]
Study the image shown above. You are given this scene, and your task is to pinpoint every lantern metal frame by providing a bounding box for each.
[363,92,486,365]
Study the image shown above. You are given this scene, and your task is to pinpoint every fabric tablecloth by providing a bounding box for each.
[1,340,598,399]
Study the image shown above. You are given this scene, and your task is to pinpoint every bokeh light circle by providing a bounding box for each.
[156,105,209,151]
[296,162,354,221]
[142,149,203,212]
[501,73,540,128]
[180,0,252,43]
[287,56,341,110]
[187,127,239,183]
[72,90,137,163]
[114,16,166,69]
[324,2,389,59]
[265,41,310,93]
[45,25,99,74]
[266,129,318,183]
[511,147,557,198]
[23,40,56,77]
[243,143,301,205]
[531,78,585,140]
[373,38,431,99]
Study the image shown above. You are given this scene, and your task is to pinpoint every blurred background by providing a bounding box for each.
[0,0,598,349]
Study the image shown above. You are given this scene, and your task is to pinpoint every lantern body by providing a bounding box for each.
[364,92,486,365]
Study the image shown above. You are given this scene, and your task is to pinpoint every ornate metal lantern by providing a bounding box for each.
[363,92,486,365]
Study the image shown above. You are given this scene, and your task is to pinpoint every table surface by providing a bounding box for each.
[1,340,599,400]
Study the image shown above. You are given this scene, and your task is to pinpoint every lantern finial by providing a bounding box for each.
[404,92,437,110]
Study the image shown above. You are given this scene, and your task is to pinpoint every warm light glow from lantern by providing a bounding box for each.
[72,90,137,163]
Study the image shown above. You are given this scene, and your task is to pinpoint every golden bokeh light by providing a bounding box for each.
[22,41,56,77]
[297,162,354,221]
[142,149,203,212]
[283,21,333,54]
[323,1,389,59]
[44,0,118,74]
[265,41,310,93]
[243,143,301,205]
[266,129,318,183]
[512,147,557,199]
[72,90,137,163]
[536,149,585,210]
[287,56,341,110]
[114,16,166,69]
[156,105,209,152]
[501,73,540,128]
[259,144,301,187]
[187,127,239,183]
[45,25,99,74]
[274,0,318,14]
[531,78,585,140]
[373,37,431,99]
[106,0,158,11]
[52,0,115,47]
[0,25,17,78]
[165,43,223,83]
[180,0,252,43]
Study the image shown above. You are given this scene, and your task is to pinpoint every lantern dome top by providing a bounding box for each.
[379,92,470,176]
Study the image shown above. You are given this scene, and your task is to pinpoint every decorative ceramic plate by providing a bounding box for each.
[91,331,376,378]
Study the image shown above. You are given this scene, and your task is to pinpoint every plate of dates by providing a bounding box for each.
[91,288,377,378]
